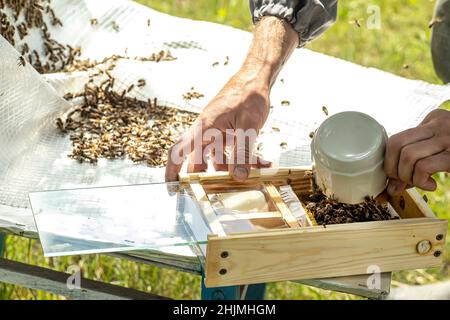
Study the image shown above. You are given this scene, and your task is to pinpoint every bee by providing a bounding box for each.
[402,63,409,69]
[309,131,315,139]
[21,43,29,55]
[256,142,264,151]
[56,118,66,132]
[429,16,444,28]
[17,56,26,67]
[272,127,280,133]
[90,18,98,26]
[147,18,151,27]
[280,142,288,149]
[322,106,329,116]
[112,21,120,32]
[212,61,219,67]
[224,56,229,66]
[280,78,284,84]
[422,194,428,203]
[137,79,146,87]
[281,100,290,106]
[354,19,361,28]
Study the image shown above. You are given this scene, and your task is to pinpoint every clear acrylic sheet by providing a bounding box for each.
[29,182,211,257]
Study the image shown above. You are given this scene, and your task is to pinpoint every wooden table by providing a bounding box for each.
[0,209,391,300]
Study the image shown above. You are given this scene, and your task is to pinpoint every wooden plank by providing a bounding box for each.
[388,188,436,219]
[189,183,226,237]
[218,211,282,221]
[180,167,312,184]
[264,183,300,228]
[0,258,168,300]
[204,218,447,287]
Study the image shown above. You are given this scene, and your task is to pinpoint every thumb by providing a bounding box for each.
[229,128,258,182]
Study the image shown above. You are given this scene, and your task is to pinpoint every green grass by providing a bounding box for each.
[1,0,449,300]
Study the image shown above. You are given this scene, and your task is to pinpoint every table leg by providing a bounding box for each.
[243,283,266,300]
[201,273,240,300]
[201,273,266,300]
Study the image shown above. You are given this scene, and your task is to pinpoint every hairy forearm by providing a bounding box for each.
[239,16,299,89]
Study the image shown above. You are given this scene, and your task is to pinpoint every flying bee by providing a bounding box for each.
[17,56,26,67]
[112,21,120,32]
[137,79,146,87]
[280,142,288,149]
[281,100,290,106]
[429,16,444,28]
[309,131,315,139]
[147,18,151,27]
[322,106,329,116]
[90,18,98,26]
[224,56,229,66]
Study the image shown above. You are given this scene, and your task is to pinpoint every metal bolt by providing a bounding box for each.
[416,240,432,254]
[220,251,229,258]
[436,234,444,241]
[219,268,227,275]
[434,250,442,258]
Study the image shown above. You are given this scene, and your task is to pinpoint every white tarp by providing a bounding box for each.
[1,0,449,223]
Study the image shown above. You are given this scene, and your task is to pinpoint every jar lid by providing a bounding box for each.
[311,111,388,174]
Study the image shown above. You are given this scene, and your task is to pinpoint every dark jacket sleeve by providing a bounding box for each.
[249,0,338,46]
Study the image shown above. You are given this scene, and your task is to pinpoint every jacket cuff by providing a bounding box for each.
[250,0,338,47]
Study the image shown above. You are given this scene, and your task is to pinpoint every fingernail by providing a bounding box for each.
[387,182,400,196]
[233,166,248,181]
[423,180,436,191]
[387,184,396,196]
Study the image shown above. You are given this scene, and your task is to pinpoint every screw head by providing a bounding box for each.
[219,268,227,275]
[220,251,229,258]
[416,240,432,254]
[436,234,444,241]
[434,250,442,258]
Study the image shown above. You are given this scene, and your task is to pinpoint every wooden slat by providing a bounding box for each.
[389,188,436,219]
[264,183,300,228]
[218,211,282,222]
[189,183,226,237]
[0,258,168,300]
[179,167,312,184]
[205,218,447,287]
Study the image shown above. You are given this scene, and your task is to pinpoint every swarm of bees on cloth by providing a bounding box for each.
[1,0,198,166]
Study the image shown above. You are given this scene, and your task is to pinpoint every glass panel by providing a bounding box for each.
[29,182,210,257]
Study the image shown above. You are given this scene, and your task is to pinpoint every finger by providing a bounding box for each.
[165,120,207,181]
[252,156,272,168]
[384,126,434,179]
[211,135,230,172]
[398,136,449,185]
[413,150,450,191]
[187,144,209,173]
[387,178,407,196]
[229,128,259,181]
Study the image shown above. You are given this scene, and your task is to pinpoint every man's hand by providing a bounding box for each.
[384,108,450,195]
[165,17,298,182]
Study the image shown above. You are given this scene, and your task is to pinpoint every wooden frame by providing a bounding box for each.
[179,167,448,288]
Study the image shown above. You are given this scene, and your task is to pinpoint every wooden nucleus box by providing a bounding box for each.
[179,167,448,288]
